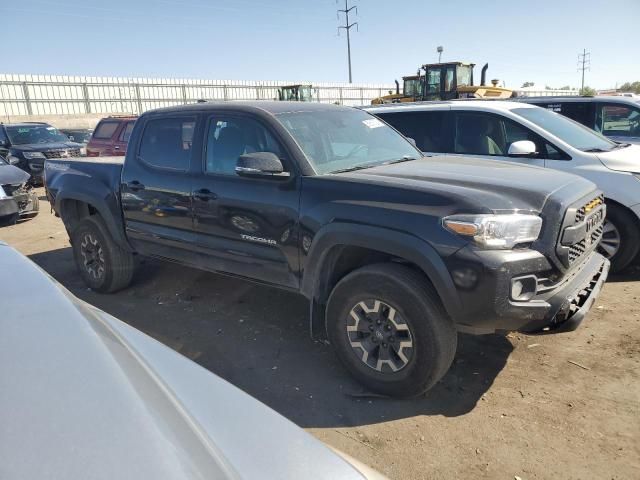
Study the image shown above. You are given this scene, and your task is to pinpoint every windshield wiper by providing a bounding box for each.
[331,156,419,174]
[381,155,419,165]
[583,148,608,152]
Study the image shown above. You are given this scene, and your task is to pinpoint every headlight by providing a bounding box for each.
[443,213,542,249]
[23,152,46,159]
[7,155,21,165]
[0,185,6,199]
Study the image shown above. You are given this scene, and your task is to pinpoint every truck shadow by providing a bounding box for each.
[606,263,640,283]
[29,247,513,428]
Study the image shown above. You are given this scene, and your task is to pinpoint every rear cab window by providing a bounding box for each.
[138,117,196,171]
[93,121,120,140]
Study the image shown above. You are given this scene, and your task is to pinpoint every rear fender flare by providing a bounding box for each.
[55,191,131,251]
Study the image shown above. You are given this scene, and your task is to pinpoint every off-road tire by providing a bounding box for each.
[71,216,134,293]
[326,263,457,398]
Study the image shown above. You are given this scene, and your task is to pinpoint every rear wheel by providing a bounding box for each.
[71,216,134,292]
[599,203,640,272]
[326,263,457,397]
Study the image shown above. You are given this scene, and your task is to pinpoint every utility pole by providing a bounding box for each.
[338,0,358,83]
[437,46,443,63]
[577,49,591,93]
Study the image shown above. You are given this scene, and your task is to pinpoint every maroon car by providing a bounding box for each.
[86,116,137,157]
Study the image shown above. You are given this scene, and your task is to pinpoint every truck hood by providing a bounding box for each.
[596,143,640,174]
[0,163,30,184]
[340,156,595,213]
[0,245,381,480]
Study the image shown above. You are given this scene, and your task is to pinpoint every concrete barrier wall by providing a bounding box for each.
[2,113,129,129]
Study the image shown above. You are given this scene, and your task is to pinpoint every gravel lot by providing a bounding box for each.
[2,189,639,480]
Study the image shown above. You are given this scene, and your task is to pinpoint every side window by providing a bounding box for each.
[93,121,120,139]
[378,111,449,153]
[453,113,506,155]
[119,122,135,142]
[138,117,195,171]
[205,116,284,175]
[503,117,566,160]
[596,104,640,137]
[0,127,7,143]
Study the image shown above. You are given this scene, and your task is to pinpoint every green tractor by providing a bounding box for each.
[277,84,315,102]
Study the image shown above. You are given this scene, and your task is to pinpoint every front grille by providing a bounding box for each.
[569,240,587,263]
[556,192,606,269]
[575,194,604,223]
[43,149,81,159]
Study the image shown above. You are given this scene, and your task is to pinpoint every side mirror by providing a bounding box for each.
[236,152,290,178]
[508,140,537,157]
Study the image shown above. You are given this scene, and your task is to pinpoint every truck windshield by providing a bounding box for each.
[275,108,421,174]
[512,107,618,152]
[6,125,70,145]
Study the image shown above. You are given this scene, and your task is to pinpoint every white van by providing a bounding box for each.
[366,101,640,271]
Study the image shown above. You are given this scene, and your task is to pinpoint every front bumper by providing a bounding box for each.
[0,190,39,219]
[446,247,609,334]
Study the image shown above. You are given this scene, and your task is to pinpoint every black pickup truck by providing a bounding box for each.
[45,101,609,397]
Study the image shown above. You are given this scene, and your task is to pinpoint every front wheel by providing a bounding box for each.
[326,263,457,398]
[71,216,134,293]
[598,203,640,272]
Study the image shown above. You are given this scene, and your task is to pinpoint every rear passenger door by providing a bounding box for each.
[121,115,198,258]
[449,111,547,167]
[191,112,300,289]
[375,110,452,157]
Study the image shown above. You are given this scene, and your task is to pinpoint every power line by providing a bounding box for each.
[577,49,591,92]
[337,0,358,83]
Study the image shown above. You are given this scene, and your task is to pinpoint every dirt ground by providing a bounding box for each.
[2,189,639,480]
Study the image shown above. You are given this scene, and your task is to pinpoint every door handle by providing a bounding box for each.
[193,188,217,201]
[114,145,120,150]
[126,180,145,191]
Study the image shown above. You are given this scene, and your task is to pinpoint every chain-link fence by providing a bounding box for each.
[0,74,396,119]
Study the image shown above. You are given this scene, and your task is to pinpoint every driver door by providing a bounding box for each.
[191,112,301,288]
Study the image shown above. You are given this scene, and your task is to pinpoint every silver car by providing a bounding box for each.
[0,241,386,480]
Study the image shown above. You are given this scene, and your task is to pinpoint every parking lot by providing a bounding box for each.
[2,188,638,480]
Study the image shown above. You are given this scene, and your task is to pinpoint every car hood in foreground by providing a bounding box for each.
[596,143,640,174]
[335,156,596,213]
[0,244,381,480]
[0,164,30,184]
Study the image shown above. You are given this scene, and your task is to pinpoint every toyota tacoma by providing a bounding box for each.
[45,102,609,397]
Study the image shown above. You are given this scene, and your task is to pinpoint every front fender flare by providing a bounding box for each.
[301,223,462,336]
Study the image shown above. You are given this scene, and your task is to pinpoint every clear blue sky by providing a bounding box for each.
[2,0,638,89]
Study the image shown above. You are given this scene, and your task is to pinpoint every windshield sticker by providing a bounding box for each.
[17,128,31,133]
[363,118,384,129]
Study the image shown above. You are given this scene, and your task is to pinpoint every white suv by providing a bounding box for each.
[365,101,640,271]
